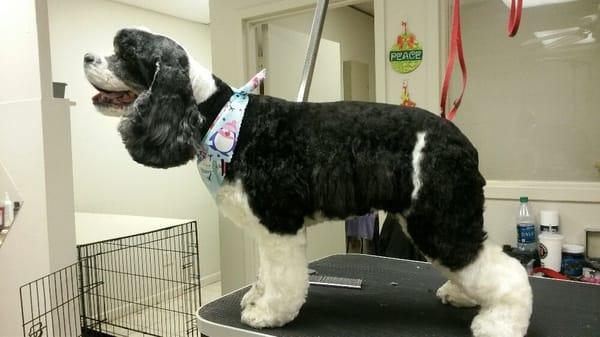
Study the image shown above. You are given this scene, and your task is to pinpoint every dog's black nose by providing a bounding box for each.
[84,53,96,64]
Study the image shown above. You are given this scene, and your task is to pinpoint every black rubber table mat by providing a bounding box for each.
[198,254,600,337]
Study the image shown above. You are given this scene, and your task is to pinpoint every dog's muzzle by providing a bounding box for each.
[84,53,139,112]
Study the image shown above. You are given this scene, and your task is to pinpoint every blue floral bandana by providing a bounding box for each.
[197,69,267,197]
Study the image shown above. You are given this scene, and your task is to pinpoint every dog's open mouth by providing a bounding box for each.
[91,85,138,108]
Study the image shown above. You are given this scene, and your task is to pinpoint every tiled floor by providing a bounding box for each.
[105,281,222,336]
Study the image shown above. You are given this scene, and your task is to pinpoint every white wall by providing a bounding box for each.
[0,0,76,335]
[269,6,375,101]
[47,0,221,280]
[0,1,42,102]
[454,0,600,182]
[0,98,52,337]
[453,1,600,250]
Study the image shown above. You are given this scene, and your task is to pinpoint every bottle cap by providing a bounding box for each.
[519,196,528,203]
[562,244,584,254]
[540,210,559,227]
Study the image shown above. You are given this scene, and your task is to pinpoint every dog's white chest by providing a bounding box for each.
[215,181,267,234]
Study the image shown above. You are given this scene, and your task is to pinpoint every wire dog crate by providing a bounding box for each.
[20,262,83,337]
[77,221,202,336]
[20,221,201,337]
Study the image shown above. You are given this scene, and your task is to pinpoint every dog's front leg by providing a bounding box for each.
[241,227,308,328]
[240,267,264,310]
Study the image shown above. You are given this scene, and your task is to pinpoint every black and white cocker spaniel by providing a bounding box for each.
[84,28,532,337]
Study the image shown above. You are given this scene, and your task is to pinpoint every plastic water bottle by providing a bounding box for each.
[516,196,536,252]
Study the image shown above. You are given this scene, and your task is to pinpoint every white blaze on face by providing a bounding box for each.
[84,55,131,92]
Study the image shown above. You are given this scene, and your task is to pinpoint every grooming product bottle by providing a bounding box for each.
[516,196,537,252]
[538,232,563,272]
[3,192,13,226]
[540,210,559,233]
[561,244,585,278]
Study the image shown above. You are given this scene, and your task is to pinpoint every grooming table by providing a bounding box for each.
[197,254,599,337]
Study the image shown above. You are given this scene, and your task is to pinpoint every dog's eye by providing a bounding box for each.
[114,47,131,62]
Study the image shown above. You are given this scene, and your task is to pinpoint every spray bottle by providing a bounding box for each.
[4,192,14,226]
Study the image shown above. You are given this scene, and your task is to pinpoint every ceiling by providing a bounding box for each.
[464,0,579,7]
[109,0,379,24]
[110,0,210,24]
[352,2,375,16]
[461,0,488,5]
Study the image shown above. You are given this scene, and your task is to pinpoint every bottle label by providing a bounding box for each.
[517,223,536,244]
[540,225,559,233]
[537,243,548,259]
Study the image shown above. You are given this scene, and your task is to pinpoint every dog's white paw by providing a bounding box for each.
[240,281,264,310]
[436,280,478,308]
[471,305,529,337]
[241,297,300,329]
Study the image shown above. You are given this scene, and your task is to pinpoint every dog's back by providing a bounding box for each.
[227,96,485,270]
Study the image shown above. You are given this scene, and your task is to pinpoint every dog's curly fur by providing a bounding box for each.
[84,28,532,337]
[118,63,201,168]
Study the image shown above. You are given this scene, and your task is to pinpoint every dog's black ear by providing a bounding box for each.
[119,62,202,169]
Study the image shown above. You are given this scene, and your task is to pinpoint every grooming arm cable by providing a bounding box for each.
[296,0,329,102]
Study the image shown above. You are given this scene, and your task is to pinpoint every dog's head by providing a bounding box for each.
[84,28,211,169]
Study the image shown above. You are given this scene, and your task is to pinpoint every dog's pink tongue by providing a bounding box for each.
[92,91,136,105]
[119,92,136,104]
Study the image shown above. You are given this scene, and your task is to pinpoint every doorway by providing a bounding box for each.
[247,1,375,103]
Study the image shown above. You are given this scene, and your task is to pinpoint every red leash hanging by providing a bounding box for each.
[440,0,523,121]
[440,0,467,121]
[507,0,524,37]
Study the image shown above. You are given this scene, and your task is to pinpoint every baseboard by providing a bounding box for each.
[200,271,221,286]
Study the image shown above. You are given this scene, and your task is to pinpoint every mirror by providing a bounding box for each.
[0,161,24,248]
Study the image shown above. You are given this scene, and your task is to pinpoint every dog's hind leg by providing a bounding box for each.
[402,207,532,336]
[241,227,308,328]
[390,214,477,309]
[434,243,532,337]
